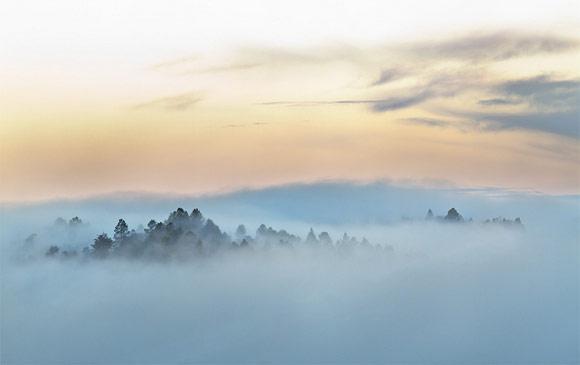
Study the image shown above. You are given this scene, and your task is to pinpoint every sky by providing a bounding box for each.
[1,0,579,201]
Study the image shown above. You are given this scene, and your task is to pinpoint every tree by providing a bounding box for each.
[46,245,60,257]
[190,208,205,230]
[92,233,113,258]
[168,208,189,228]
[425,209,434,220]
[200,219,223,243]
[114,219,129,241]
[191,208,203,220]
[69,216,83,226]
[444,208,463,222]
[146,219,157,232]
[305,228,318,244]
[257,224,268,236]
[318,232,333,246]
[235,224,247,239]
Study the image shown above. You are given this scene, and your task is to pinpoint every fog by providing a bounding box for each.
[1,182,578,364]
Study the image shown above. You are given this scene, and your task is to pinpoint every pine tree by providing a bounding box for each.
[92,233,113,258]
[114,219,129,241]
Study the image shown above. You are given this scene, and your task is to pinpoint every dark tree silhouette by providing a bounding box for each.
[445,208,463,221]
[305,228,318,244]
[69,217,83,226]
[191,208,203,220]
[46,245,60,257]
[114,219,129,241]
[318,232,333,246]
[168,208,189,229]
[235,224,247,238]
[426,209,434,220]
[190,208,205,230]
[169,208,188,220]
[146,220,157,232]
[200,219,223,243]
[92,233,113,258]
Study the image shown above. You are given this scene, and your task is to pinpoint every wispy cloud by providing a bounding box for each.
[461,75,580,138]
[404,32,578,62]
[151,55,200,70]
[222,122,270,128]
[258,95,430,112]
[478,98,522,106]
[372,91,433,112]
[154,44,365,75]
[371,68,407,86]
[154,32,578,75]
[495,75,580,109]
[149,33,579,137]
[133,92,202,111]
[467,110,580,138]
[194,62,261,74]
[401,117,453,128]
[260,72,478,112]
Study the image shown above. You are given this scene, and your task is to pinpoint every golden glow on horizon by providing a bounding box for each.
[2,105,578,201]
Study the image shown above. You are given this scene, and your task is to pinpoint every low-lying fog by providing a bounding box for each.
[1,182,578,364]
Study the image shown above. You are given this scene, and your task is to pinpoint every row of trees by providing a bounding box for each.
[425,208,523,226]
[44,208,389,261]
[41,207,523,261]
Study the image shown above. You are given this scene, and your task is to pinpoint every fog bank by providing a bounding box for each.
[1,182,578,364]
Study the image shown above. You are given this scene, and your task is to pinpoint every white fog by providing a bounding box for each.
[1,182,578,364]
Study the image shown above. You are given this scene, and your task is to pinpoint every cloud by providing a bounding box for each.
[420,75,580,138]
[258,95,430,112]
[401,117,453,128]
[155,32,578,75]
[222,122,270,128]
[148,34,579,136]
[406,32,578,62]
[151,55,200,70]
[133,92,202,111]
[259,92,441,113]
[371,91,433,112]
[195,62,261,74]
[432,108,580,138]
[369,72,483,112]
[478,98,521,106]
[495,75,580,109]
[261,72,474,112]
[155,44,365,75]
[469,110,580,138]
[457,75,580,138]
[371,68,407,86]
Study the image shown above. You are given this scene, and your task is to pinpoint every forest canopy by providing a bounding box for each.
[23,207,523,262]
